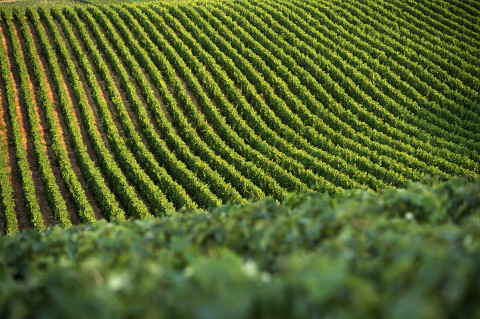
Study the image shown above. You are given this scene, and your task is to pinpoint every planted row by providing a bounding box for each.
[5,11,71,227]
[16,10,97,225]
[0,11,43,231]
[26,8,125,221]
[72,6,222,208]
[149,6,332,193]
[219,0,477,176]
[43,8,174,216]
[104,5,266,202]
[53,9,195,211]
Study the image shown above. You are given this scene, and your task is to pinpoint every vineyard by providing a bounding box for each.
[0,0,479,233]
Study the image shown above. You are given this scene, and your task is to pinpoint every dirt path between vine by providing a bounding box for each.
[26,17,103,222]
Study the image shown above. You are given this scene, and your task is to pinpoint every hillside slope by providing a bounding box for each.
[0,0,479,233]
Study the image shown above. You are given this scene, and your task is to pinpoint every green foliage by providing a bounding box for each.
[0,10,44,231]
[15,8,97,224]
[0,178,479,318]
[6,9,72,228]
[0,0,479,230]
[0,0,478,315]
[25,7,126,221]
[0,0,174,11]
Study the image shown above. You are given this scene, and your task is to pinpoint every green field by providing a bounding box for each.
[1,0,480,316]
[0,0,479,234]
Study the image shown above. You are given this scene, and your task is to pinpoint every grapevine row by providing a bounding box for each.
[0,0,477,231]
[332,0,479,115]
[5,11,72,227]
[100,5,266,201]
[256,0,480,163]
[203,2,442,179]
[123,6,287,199]
[372,0,480,82]
[51,8,195,211]
[181,4,410,187]
[172,6,370,188]
[15,10,97,224]
[150,6,339,192]
[0,94,17,233]
[38,8,155,218]
[42,8,174,216]
[0,11,44,231]
[138,6,310,196]
[81,6,239,206]
[72,6,223,208]
[26,8,126,221]
[219,0,477,176]
[259,0,480,148]
[296,0,480,128]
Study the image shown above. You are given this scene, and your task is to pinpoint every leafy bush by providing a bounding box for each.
[1,177,479,318]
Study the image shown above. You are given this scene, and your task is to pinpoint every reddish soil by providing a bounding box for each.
[13,20,56,226]
[26,18,103,222]
[0,20,31,230]
[0,83,10,169]
[17,19,80,225]
[0,87,18,235]
[0,87,7,234]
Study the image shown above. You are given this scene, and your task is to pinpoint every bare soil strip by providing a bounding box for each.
[14,30,46,152]
[17,18,79,225]
[0,65,10,172]
[0,88,7,234]
[26,18,103,221]
[0,93,9,165]
[0,34,19,234]
[1,20,30,229]
[11,20,57,227]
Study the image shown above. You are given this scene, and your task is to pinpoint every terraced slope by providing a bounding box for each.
[0,0,479,233]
